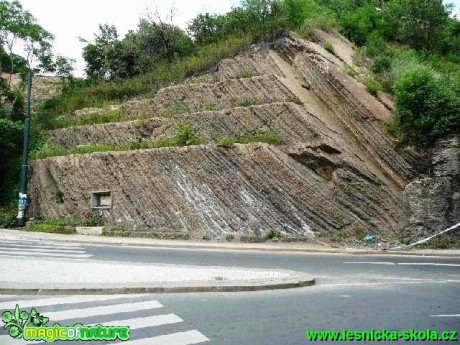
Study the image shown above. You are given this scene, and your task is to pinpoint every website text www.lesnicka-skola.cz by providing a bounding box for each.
[306,329,458,342]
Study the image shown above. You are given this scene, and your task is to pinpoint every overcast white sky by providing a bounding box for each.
[18,0,240,76]
[17,0,460,77]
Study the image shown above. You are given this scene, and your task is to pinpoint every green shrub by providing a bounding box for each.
[174,123,202,146]
[365,31,387,58]
[429,237,449,249]
[225,234,235,242]
[0,208,17,228]
[371,55,392,75]
[30,141,66,160]
[343,63,357,78]
[363,77,381,96]
[219,137,236,147]
[266,228,279,240]
[323,41,335,54]
[81,211,103,226]
[25,218,80,234]
[394,66,460,147]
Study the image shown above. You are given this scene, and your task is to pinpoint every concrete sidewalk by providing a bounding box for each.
[0,256,315,295]
[0,229,315,295]
[1,229,459,257]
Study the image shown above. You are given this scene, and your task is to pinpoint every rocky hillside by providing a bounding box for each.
[28,31,459,245]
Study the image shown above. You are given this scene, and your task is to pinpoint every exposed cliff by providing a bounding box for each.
[29,31,459,245]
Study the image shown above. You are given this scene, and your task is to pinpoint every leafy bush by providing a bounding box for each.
[266,228,279,240]
[371,54,392,75]
[0,208,17,228]
[174,123,202,146]
[394,66,460,147]
[284,0,336,33]
[82,211,103,226]
[340,5,383,46]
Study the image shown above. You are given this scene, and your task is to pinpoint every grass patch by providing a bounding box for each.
[235,69,254,79]
[363,77,381,96]
[323,41,335,54]
[25,218,80,234]
[219,128,282,147]
[343,63,358,78]
[31,142,121,160]
[31,123,204,159]
[286,95,303,105]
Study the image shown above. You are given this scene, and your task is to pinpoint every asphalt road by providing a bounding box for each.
[0,241,459,345]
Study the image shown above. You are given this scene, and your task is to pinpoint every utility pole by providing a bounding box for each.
[17,71,32,227]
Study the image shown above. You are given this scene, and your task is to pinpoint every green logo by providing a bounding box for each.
[2,305,130,342]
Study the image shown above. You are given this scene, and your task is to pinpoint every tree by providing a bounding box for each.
[82,24,119,79]
[187,13,227,46]
[383,0,449,51]
[0,0,71,208]
[83,13,195,80]
[340,4,383,46]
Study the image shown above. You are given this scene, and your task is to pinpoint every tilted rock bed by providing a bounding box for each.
[29,33,459,244]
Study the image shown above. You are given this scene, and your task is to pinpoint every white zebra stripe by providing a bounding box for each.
[0,239,81,247]
[0,295,142,310]
[14,314,185,345]
[0,239,81,248]
[0,246,86,254]
[106,330,210,345]
[89,313,183,329]
[44,300,164,321]
[0,250,92,258]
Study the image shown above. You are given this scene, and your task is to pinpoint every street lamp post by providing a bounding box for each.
[17,71,32,227]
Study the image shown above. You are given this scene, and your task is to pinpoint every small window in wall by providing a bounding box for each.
[91,191,112,209]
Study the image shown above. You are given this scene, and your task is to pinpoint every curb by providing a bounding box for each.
[0,274,315,295]
[1,229,459,257]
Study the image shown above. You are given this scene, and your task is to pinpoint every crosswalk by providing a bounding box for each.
[0,238,92,260]
[0,295,210,344]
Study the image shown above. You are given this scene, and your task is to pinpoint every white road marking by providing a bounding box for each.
[44,300,164,320]
[0,295,143,310]
[344,261,396,265]
[0,240,81,249]
[340,295,350,298]
[0,297,209,345]
[0,238,81,246]
[398,263,460,267]
[89,313,183,329]
[107,330,209,345]
[0,335,27,345]
[17,314,186,345]
[0,246,86,254]
[430,314,460,318]
[344,261,460,268]
[0,250,92,258]
[322,280,459,287]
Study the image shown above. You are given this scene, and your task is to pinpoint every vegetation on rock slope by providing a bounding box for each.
[1,0,459,227]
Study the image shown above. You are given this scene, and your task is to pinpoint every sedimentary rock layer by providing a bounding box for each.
[30,144,406,239]
[49,103,336,148]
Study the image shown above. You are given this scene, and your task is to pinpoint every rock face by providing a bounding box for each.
[403,135,460,244]
[2,73,62,110]
[29,32,459,243]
